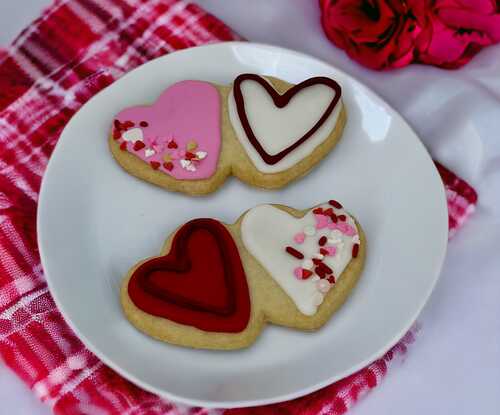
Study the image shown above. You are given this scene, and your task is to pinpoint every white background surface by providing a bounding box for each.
[1,1,499,414]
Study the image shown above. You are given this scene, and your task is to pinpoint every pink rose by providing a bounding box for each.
[412,0,500,68]
[320,0,423,69]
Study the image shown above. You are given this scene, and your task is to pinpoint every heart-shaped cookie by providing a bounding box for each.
[121,200,365,350]
[127,219,250,333]
[228,74,343,174]
[110,74,346,194]
[241,202,359,316]
[112,80,221,180]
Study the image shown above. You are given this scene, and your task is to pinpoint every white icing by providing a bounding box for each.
[228,77,342,173]
[241,203,359,316]
[196,151,207,159]
[304,226,316,236]
[122,127,143,142]
[144,148,155,157]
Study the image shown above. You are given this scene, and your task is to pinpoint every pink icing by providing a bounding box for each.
[113,80,221,180]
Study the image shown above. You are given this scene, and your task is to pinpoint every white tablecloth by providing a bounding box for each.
[1,1,499,414]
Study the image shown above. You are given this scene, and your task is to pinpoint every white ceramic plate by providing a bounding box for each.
[38,42,448,408]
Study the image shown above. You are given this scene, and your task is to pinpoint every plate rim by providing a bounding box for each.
[37,41,448,408]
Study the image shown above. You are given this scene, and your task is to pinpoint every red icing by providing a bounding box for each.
[128,219,251,333]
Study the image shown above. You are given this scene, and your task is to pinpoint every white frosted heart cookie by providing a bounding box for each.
[109,74,346,195]
[121,199,365,350]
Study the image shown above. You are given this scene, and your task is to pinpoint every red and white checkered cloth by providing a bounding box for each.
[0,1,478,414]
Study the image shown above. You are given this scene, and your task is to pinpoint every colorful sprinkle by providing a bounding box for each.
[352,243,359,258]
[163,162,174,171]
[294,232,305,244]
[167,139,178,149]
[294,267,312,280]
[318,236,327,246]
[150,161,160,170]
[286,246,304,259]
[113,119,122,130]
[328,275,336,284]
[302,269,313,279]
[319,262,333,275]
[139,121,148,127]
[312,208,323,214]
[123,121,134,129]
[314,214,330,229]
[329,199,342,209]
[185,151,197,160]
[119,142,127,151]
[187,140,198,151]
[315,267,326,278]
[338,214,347,222]
[133,140,145,151]
[112,129,121,140]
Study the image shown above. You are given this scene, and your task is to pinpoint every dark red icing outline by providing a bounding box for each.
[128,219,251,333]
[233,74,342,165]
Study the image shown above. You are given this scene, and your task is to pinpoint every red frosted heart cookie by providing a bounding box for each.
[128,219,250,333]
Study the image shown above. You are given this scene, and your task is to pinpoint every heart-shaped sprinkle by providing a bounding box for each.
[144,148,155,158]
[133,140,145,151]
[167,139,178,149]
[163,162,174,171]
[150,161,160,170]
[122,127,143,142]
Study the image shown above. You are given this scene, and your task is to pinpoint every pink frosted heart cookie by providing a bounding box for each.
[109,74,346,195]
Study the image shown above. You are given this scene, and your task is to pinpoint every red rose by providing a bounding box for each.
[412,0,500,68]
[320,0,423,69]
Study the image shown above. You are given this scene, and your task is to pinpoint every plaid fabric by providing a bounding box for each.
[0,1,477,414]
